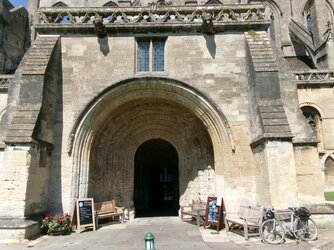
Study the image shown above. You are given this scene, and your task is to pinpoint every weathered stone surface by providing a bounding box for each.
[0,0,30,74]
[22,36,59,75]
[245,31,278,72]
[0,0,334,242]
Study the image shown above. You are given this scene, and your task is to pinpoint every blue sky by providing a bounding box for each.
[9,0,28,8]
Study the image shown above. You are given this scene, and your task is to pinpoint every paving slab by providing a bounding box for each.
[0,217,333,250]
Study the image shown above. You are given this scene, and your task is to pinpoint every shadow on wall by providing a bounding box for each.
[203,34,216,59]
[179,165,216,206]
[98,37,110,56]
[48,49,64,214]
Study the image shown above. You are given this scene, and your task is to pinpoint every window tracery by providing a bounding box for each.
[301,106,324,149]
[137,38,166,72]
[324,155,334,190]
[306,14,314,36]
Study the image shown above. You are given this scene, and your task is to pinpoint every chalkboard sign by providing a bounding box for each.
[73,198,96,233]
[205,196,225,231]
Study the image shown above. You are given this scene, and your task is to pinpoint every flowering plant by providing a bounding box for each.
[41,213,72,234]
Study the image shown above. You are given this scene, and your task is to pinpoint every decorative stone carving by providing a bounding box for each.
[294,71,334,81]
[202,12,214,34]
[94,15,107,38]
[38,5,266,25]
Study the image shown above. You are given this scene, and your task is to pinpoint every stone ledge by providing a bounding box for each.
[0,218,38,229]
[0,218,41,241]
[304,203,334,215]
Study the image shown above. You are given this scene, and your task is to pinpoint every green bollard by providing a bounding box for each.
[144,232,155,250]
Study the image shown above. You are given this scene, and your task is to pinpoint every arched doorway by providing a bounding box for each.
[134,139,179,217]
[71,77,235,217]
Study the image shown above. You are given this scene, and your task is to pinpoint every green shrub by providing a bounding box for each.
[324,192,334,201]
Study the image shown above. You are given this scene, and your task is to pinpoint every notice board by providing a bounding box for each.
[204,196,225,231]
[72,198,96,233]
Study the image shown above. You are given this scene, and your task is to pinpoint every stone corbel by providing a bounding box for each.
[94,15,107,38]
[202,12,214,34]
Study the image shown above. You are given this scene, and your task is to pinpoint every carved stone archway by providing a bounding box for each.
[70,77,234,216]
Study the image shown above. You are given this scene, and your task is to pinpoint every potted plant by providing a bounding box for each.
[41,213,72,235]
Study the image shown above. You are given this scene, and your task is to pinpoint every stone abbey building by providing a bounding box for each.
[0,0,334,240]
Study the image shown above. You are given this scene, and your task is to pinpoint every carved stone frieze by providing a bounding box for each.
[0,75,14,87]
[37,4,267,25]
[294,70,334,87]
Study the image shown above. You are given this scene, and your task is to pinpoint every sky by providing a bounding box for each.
[9,0,28,8]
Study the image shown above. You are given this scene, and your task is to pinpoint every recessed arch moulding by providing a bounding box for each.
[70,77,235,217]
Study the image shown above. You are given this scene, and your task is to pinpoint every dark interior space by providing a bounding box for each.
[134,139,179,217]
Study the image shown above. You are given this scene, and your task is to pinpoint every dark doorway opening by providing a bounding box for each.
[134,139,179,217]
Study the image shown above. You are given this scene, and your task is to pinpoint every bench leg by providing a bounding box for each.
[244,223,249,240]
[196,213,200,227]
[96,215,99,229]
[225,221,230,232]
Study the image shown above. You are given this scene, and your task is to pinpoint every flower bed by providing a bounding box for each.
[42,213,72,235]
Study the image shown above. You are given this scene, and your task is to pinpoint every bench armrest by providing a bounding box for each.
[181,206,193,212]
[115,206,125,212]
[240,216,261,220]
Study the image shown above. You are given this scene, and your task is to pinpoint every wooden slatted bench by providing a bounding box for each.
[180,200,207,227]
[225,205,264,240]
[95,200,125,228]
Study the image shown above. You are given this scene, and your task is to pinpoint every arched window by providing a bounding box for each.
[324,155,334,191]
[261,1,282,47]
[301,106,324,149]
[269,14,275,42]
[307,14,314,36]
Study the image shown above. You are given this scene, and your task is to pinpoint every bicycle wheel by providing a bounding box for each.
[293,217,318,241]
[260,219,285,244]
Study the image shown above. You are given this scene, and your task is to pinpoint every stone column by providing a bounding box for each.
[0,143,46,241]
[264,141,298,208]
[253,140,298,209]
[0,145,32,218]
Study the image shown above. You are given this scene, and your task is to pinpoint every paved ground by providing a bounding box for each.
[0,217,333,250]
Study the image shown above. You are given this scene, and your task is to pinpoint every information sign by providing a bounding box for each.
[205,196,225,231]
[72,198,96,233]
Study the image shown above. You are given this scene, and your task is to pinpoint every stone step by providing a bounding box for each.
[254,66,278,72]
[33,38,59,44]
[254,67,277,71]
[252,58,276,63]
[7,129,34,137]
[13,110,40,120]
[250,47,273,51]
[252,57,275,62]
[22,67,46,70]
[249,49,273,54]
[248,45,272,50]
[25,59,50,65]
[22,69,46,74]
[262,118,289,126]
[264,125,291,133]
[260,112,287,119]
[33,39,59,45]
[27,51,52,58]
[9,124,36,130]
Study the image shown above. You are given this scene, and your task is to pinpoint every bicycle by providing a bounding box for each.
[260,207,318,244]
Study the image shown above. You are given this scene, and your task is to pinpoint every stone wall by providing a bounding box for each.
[0,0,29,74]
[53,33,256,213]
[298,87,334,150]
